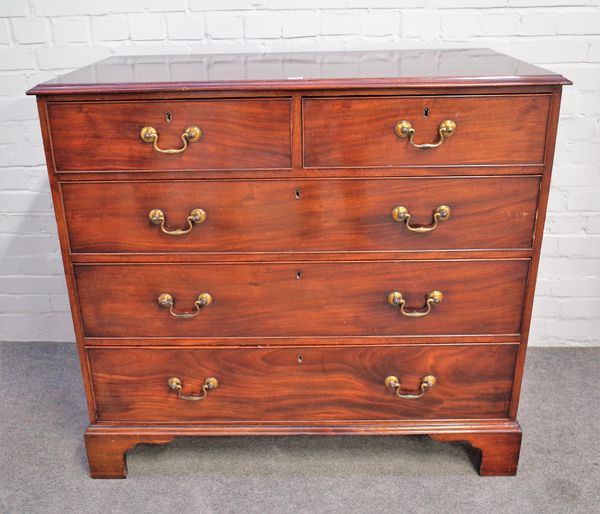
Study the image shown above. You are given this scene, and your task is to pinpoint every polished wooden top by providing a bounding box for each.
[28,48,570,95]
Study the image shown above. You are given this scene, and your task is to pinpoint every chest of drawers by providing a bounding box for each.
[28,49,570,478]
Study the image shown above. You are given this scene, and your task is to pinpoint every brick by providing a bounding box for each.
[166,15,205,40]
[37,46,111,69]
[546,189,568,212]
[508,0,595,5]
[568,142,600,165]
[557,12,600,35]
[281,11,319,38]
[0,295,50,313]
[0,275,66,294]
[206,14,243,39]
[0,2,28,16]
[265,0,344,8]
[561,298,600,319]
[0,255,63,276]
[552,167,599,187]
[51,19,89,45]
[544,319,600,341]
[507,39,588,64]
[551,278,600,298]
[360,11,399,37]
[107,0,145,13]
[0,192,52,213]
[0,76,29,97]
[11,18,50,44]
[531,296,561,318]
[33,0,109,16]
[321,13,361,36]
[546,214,586,234]
[190,0,267,9]
[0,312,75,342]
[0,49,35,71]
[480,13,519,36]
[587,216,600,234]
[590,41,600,62]
[145,0,186,12]
[50,294,71,312]
[440,13,480,39]
[91,16,128,41]
[244,12,281,39]
[402,11,441,39]
[558,236,600,257]
[0,19,10,44]
[520,12,557,35]
[129,14,165,41]
[539,257,599,278]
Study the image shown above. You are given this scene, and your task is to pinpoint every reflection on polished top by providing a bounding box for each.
[27,48,570,94]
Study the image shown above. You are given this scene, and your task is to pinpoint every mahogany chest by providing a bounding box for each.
[28,49,570,478]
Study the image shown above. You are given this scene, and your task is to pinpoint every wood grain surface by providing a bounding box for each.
[62,176,540,254]
[74,260,529,338]
[47,98,292,171]
[88,344,518,422]
[303,95,550,167]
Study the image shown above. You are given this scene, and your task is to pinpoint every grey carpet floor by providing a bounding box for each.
[0,343,598,514]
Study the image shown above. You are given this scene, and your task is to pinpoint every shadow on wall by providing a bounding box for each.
[0,93,75,343]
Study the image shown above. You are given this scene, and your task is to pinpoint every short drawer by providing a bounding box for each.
[46,99,292,172]
[62,176,540,253]
[88,344,517,422]
[303,95,550,167]
[75,260,529,339]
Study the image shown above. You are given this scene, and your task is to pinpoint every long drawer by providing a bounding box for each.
[75,260,529,339]
[62,177,540,253]
[88,344,518,422]
[46,99,292,172]
[303,95,550,167]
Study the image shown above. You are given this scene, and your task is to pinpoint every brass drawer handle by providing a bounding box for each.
[157,292,212,318]
[168,376,219,401]
[392,205,450,233]
[140,125,201,154]
[384,375,436,399]
[149,208,207,236]
[387,290,443,317]
[395,119,456,149]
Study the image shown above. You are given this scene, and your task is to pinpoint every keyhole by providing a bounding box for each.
[166,111,172,123]
[297,355,303,364]
[295,188,301,199]
[296,271,301,280]
[423,107,429,118]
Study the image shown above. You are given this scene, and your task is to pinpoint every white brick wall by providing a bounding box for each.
[0,0,598,345]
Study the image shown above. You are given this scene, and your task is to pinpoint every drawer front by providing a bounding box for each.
[75,260,528,338]
[303,95,550,167]
[63,177,540,253]
[88,344,517,422]
[47,99,292,172]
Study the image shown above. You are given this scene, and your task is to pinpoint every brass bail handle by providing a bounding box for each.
[168,376,219,401]
[395,119,456,149]
[157,292,213,318]
[384,375,436,399]
[392,205,451,233]
[140,125,201,154]
[149,208,207,236]
[387,290,443,318]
